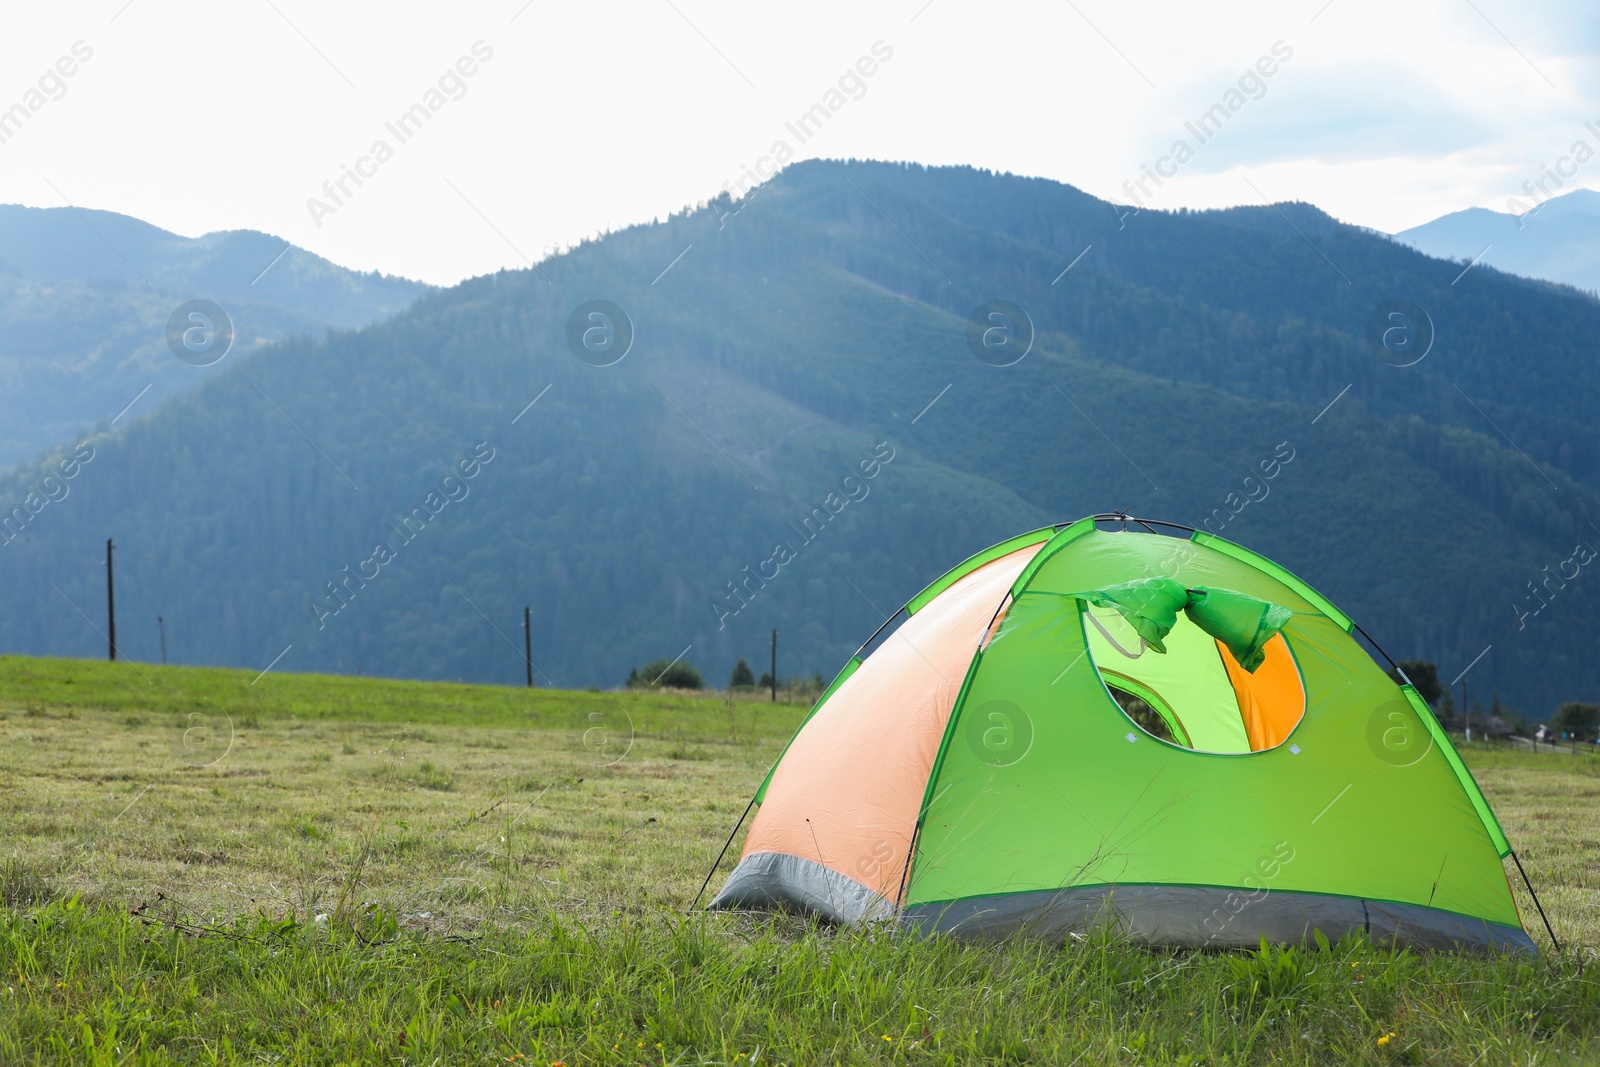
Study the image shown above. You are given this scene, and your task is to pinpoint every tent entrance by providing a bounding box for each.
[1082,604,1306,753]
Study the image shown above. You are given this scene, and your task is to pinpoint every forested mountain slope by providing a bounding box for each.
[2,161,1593,714]
[0,205,429,467]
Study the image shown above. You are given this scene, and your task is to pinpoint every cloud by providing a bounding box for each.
[1164,66,1497,173]
[8,0,1600,280]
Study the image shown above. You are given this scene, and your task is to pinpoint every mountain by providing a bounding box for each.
[0,205,430,468]
[3,160,1597,716]
[1395,188,1600,296]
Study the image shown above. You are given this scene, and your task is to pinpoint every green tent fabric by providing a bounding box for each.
[1069,578,1292,672]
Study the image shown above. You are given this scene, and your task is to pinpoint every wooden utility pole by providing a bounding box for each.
[523,606,533,688]
[770,629,777,703]
[158,616,167,665]
[106,538,117,662]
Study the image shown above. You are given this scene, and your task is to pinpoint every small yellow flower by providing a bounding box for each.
[883,1034,893,1042]
[1377,1031,1396,1047]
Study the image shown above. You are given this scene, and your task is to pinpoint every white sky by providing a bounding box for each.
[2,0,1596,284]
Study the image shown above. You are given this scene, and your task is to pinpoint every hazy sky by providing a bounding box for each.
[2,0,1595,284]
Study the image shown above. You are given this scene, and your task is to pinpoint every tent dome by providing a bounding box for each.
[707,516,1535,954]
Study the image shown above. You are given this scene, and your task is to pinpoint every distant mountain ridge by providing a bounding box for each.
[0,205,430,467]
[3,161,1598,717]
[1395,188,1600,295]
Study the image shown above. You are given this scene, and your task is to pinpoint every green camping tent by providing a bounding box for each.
[706,516,1540,954]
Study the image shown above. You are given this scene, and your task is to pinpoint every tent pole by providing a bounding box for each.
[1349,620,1401,671]
[1510,849,1561,953]
[689,793,758,914]
[892,821,924,920]
[853,607,907,661]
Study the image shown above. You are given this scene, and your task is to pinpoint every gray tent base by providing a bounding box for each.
[710,852,896,924]
[903,885,1536,955]
[710,853,1535,955]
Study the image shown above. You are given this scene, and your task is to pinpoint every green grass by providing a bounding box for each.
[0,654,777,730]
[1,655,1597,1065]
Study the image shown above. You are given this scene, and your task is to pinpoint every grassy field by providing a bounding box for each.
[0,655,1597,1065]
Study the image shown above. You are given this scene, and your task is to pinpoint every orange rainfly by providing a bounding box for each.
[735,544,1043,906]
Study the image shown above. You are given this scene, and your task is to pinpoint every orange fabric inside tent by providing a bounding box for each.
[1221,632,1305,751]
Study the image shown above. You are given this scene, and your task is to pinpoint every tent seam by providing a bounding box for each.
[902,521,1099,904]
